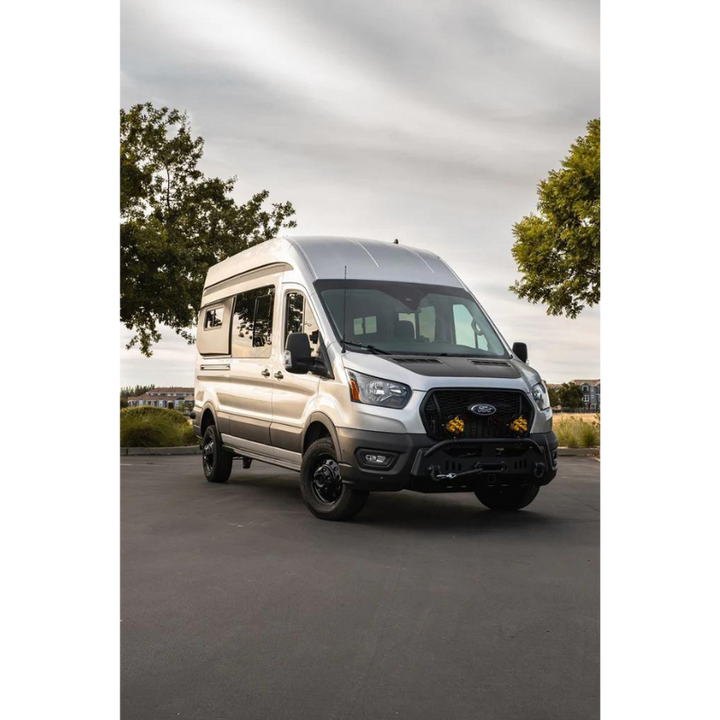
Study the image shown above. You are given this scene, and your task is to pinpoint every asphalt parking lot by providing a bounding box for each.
[121,456,599,720]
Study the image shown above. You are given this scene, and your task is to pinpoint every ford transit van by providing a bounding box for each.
[193,236,558,521]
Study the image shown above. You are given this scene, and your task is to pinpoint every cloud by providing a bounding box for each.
[121,0,599,385]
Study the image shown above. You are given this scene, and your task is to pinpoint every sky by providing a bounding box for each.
[120,0,600,388]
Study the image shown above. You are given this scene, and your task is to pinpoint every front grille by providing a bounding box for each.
[421,389,534,440]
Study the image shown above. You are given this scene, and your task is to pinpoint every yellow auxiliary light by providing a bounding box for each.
[510,416,529,434]
[446,416,465,435]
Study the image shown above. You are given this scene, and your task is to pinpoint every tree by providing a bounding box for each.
[121,384,155,400]
[548,386,561,408]
[557,382,584,409]
[121,103,297,356]
[510,119,600,318]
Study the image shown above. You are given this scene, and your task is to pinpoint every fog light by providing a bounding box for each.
[357,450,396,469]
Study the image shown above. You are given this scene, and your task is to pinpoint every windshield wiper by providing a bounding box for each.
[342,340,391,355]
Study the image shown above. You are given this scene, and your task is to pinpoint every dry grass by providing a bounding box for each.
[554,413,600,448]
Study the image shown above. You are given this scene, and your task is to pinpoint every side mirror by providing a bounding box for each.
[284,333,312,374]
[512,342,528,363]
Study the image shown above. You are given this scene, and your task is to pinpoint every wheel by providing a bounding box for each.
[300,438,369,521]
[474,481,540,511]
[202,424,233,483]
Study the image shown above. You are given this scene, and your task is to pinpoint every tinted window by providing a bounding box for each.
[284,292,321,356]
[204,307,224,329]
[316,280,507,357]
[232,285,275,358]
[452,303,488,351]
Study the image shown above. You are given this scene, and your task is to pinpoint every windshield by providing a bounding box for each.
[315,280,509,358]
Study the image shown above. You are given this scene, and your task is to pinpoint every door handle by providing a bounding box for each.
[261,368,270,377]
[274,371,284,380]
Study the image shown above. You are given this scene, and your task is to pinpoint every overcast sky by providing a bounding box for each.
[121,0,599,387]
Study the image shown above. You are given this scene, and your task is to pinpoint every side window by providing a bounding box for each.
[197,297,233,356]
[417,305,436,342]
[352,316,377,335]
[452,303,488,350]
[397,307,435,342]
[232,285,275,358]
[284,292,321,356]
[204,307,224,329]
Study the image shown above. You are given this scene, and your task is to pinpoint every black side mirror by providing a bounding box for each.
[512,342,528,363]
[284,333,312,374]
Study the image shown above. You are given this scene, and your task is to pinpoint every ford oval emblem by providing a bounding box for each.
[469,403,497,416]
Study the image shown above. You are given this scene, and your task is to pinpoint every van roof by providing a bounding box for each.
[204,236,464,290]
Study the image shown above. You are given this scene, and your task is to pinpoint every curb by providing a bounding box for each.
[558,447,599,457]
[120,446,598,458]
[121,446,202,456]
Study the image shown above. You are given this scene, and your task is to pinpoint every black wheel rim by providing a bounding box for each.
[202,430,215,474]
[310,456,343,505]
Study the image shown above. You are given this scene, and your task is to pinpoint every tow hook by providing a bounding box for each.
[533,462,546,479]
[428,461,506,482]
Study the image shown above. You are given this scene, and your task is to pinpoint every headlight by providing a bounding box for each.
[347,370,412,409]
[532,382,550,411]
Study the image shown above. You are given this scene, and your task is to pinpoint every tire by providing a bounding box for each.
[202,424,233,483]
[300,438,368,521]
[474,481,540,511]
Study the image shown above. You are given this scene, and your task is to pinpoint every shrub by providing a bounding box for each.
[554,415,600,448]
[117,416,187,447]
[179,421,198,446]
[121,405,189,427]
[120,407,198,447]
[578,418,600,448]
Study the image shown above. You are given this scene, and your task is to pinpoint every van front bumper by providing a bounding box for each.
[336,428,558,493]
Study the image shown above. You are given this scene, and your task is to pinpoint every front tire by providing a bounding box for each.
[474,481,540,511]
[300,438,368,521]
[202,424,233,483]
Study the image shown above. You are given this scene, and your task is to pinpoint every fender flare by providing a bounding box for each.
[199,402,219,432]
[302,412,343,461]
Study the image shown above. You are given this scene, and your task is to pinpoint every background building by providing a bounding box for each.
[573,379,601,411]
[127,387,193,410]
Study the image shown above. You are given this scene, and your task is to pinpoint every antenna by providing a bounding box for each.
[341,265,347,353]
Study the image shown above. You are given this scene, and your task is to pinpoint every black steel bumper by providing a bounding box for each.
[337,428,558,493]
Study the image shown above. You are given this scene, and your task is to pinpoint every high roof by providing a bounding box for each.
[203,236,464,291]
[288,236,463,286]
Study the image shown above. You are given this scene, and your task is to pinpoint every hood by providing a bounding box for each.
[336,347,541,393]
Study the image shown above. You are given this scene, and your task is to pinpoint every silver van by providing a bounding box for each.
[193,236,558,521]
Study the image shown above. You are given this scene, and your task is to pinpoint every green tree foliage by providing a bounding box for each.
[557,382,585,409]
[548,386,561,407]
[121,103,297,355]
[510,119,600,318]
[120,384,155,399]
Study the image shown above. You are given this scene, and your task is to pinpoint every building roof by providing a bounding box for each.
[129,393,192,402]
[572,379,601,386]
[146,387,194,394]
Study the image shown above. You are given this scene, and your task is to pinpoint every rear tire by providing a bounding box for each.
[300,438,368,521]
[202,424,233,483]
[474,481,540,511]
